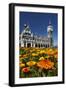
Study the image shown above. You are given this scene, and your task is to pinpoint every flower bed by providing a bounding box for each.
[19,47,58,78]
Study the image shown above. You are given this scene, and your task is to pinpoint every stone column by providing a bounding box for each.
[21,41,24,47]
[31,43,32,47]
[33,43,35,47]
[26,42,27,47]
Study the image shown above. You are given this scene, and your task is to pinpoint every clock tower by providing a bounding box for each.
[47,21,53,47]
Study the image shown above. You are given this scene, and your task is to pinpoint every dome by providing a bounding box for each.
[24,24,27,28]
[21,24,32,37]
[47,21,53,32]
[23,24,31,33]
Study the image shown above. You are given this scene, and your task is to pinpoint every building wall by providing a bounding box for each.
[19,24,53,48]
[19,34,50,48]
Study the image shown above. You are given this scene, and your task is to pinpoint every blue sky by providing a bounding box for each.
[20,12,58,46]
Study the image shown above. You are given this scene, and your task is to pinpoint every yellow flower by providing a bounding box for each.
[54,54,58,59]
[32,53,38,57]
[27,61,36,67]
[39,50,46,54]
[20,63,25,67]
[39,57,45,60]
[46,51,55,56]
[19,54,28,60]
[44,56,50,59]
[49,49,53,52]
[20,57,24,60]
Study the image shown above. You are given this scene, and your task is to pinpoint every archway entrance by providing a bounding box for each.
[27,43,31,47]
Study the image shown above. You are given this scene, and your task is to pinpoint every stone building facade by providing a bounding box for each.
[19,22,53,48]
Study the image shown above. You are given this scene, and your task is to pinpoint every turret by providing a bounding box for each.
[23,24,31,34]
[47,21,53,47]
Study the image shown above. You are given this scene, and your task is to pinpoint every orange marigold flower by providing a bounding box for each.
[46,52,55,56]
[22,67,30,73]
[37,60,54,69]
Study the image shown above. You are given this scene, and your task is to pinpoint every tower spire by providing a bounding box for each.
[49,20,51,25]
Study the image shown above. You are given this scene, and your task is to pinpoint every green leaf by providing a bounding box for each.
[20,71,25,78]
[22,58,29,63]
[42,72,45,77]
[20,49,26,55]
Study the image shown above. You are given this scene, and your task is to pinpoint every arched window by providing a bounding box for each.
[44,44,45,47]
[27,43,31,47]
[39,44,40,48]
[35,44,37,47]
[41,44,42,47]
[48,44,49,47]
[46,45,47,48]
